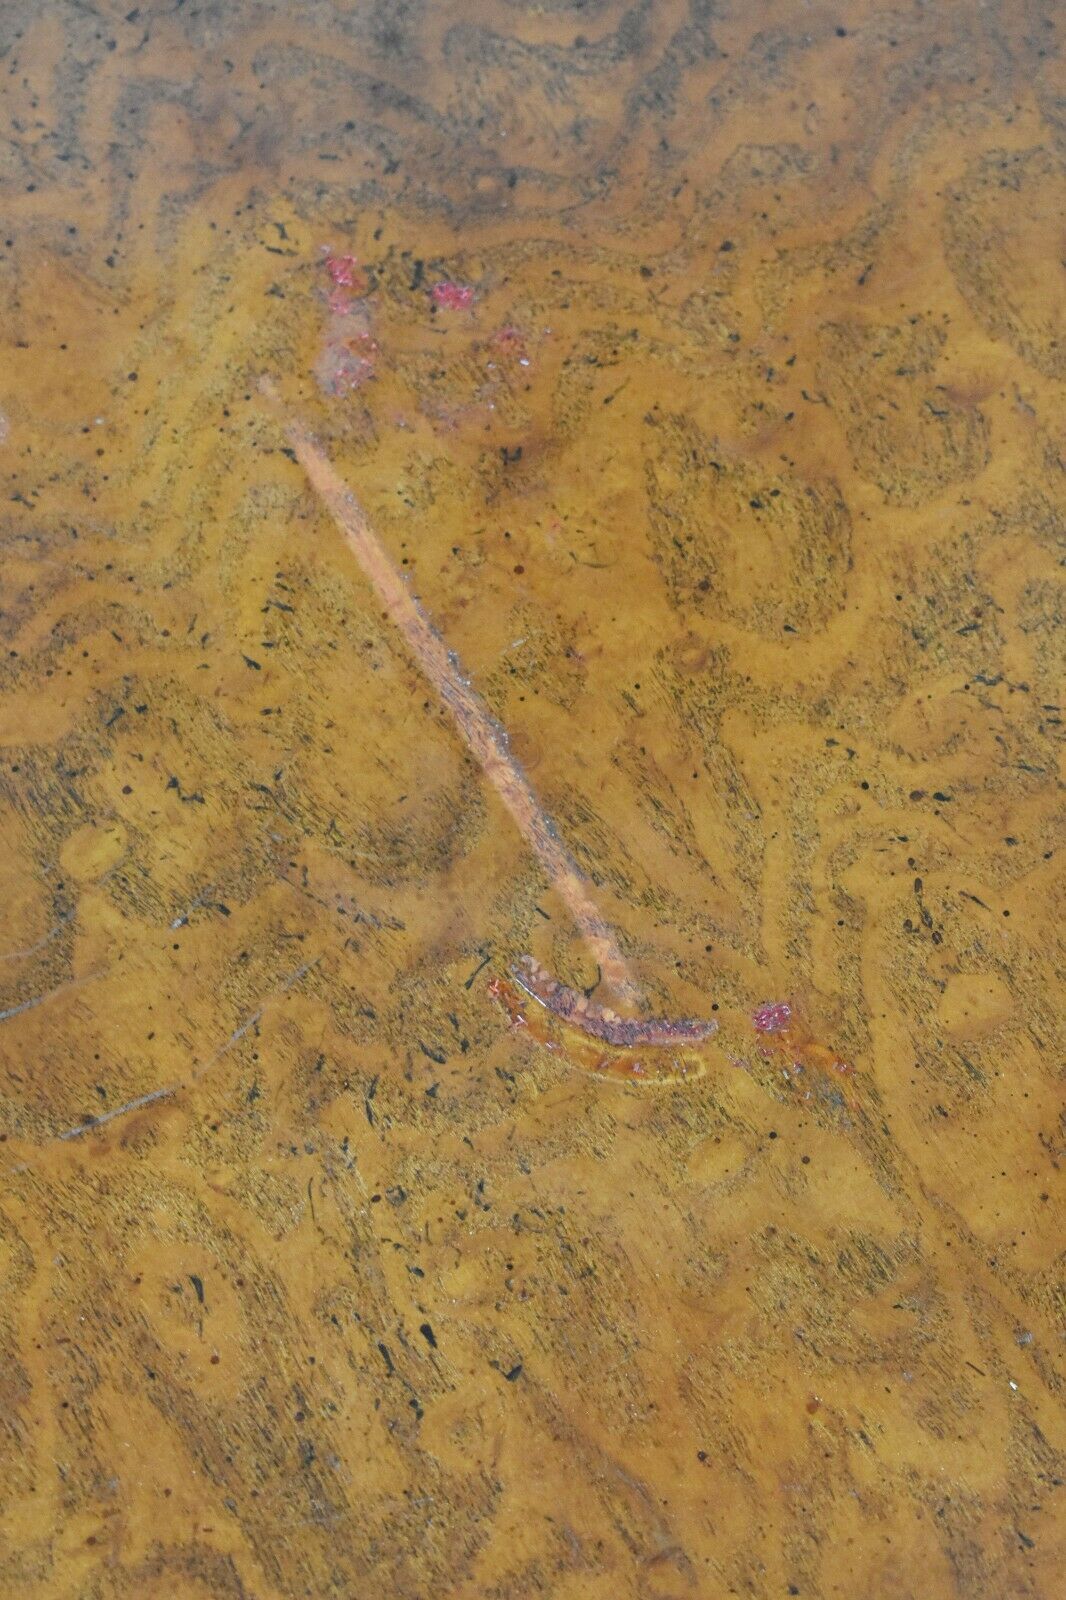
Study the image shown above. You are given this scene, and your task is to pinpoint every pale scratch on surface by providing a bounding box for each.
[0,858,126,963]
[189,958,317,1082]
[0,971,102,1024]
[170,884,216,929]
[58,1085,177,1141]
[51,958,319,1144]
[191,1006,266,1080]
[1,992,58,1024]
[0,916,72,963]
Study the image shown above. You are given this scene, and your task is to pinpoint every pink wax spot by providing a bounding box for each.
[753,1001,792,1034]
[325,254,359,287]
[431,280,475,311]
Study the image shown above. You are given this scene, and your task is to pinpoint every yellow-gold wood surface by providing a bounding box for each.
[0,2,1062,1595]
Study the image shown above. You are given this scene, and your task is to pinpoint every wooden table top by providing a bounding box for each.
[0,2,1062,1595]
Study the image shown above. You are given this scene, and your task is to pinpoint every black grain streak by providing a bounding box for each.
[166,775,206,804]
[464,952,491,989]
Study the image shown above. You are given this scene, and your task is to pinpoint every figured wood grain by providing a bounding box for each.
[0,2,1063,1596]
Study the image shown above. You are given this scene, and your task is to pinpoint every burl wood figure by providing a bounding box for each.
[0,2,1062,1597]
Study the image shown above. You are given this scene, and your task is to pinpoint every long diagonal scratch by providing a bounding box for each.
[260,378,641,1010]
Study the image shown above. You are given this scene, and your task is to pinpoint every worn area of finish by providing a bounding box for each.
[0,1,1063,1596]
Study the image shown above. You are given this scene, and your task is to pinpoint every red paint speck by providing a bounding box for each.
[431,280,475,311]
[325,254,359,287]
[324,255,368,308]
[753,1001,792,1034]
